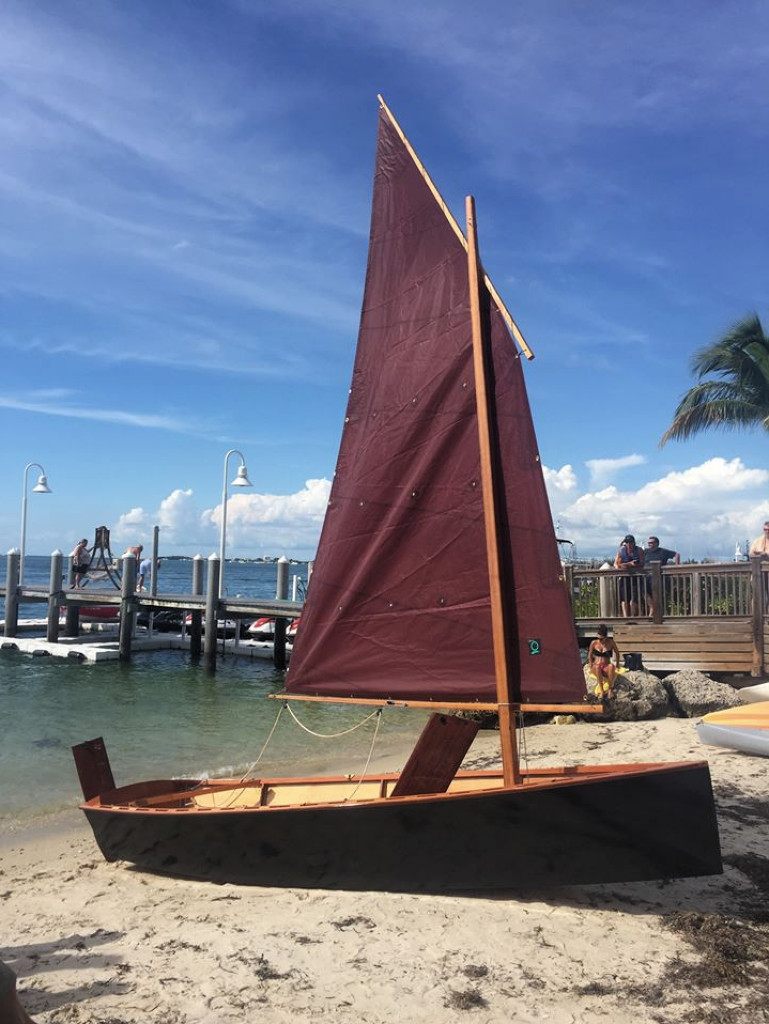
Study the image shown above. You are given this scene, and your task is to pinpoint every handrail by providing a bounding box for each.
[565,559,765,622]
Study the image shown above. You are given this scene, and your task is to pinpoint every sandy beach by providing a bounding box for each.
[3,717,768,1024]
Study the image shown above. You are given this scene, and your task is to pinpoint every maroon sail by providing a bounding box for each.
[286,106,584,704]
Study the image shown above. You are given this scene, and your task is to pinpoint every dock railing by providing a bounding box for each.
[565,560,765,622]
[565,559,769,675]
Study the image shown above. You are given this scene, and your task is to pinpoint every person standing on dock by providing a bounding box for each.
[749,522,769,603]
[123,544,143,568]
[749,522,769,558]
[137,557,160,592]
[644,536,680,617]
[614,535,644,618]
[70,538,91,589]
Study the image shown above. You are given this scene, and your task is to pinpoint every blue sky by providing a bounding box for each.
[2,0,768,564]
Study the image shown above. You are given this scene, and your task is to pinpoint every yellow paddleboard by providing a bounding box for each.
[701,701,769,728]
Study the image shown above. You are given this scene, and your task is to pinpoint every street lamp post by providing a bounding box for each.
[219,449,252,597]
[20,462,52,585]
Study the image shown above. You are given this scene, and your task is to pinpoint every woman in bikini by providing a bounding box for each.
[586,624,621,698]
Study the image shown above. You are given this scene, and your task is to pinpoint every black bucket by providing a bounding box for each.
[624,652,644,671]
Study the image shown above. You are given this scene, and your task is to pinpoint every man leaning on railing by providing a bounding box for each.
[644,536,680,617]
[749,521,769,604]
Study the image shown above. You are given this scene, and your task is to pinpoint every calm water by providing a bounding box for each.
[0,557,426,829]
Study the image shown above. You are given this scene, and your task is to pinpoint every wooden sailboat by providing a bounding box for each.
[72,98,722,892]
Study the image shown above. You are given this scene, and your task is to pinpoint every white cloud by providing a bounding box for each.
[203,478,331,554]
[558,458,769,560]
[107,458,769,563]
[543,463,577,493]
[111,479,332,557]
[586,454,646,487]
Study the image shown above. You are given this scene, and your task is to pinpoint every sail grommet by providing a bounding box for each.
[438,596,446,606]
[411,489,419,499]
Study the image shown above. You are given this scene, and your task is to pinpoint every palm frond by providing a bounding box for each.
[661,313,769,446]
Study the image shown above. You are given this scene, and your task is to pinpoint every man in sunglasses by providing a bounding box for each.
[644,536,680,616]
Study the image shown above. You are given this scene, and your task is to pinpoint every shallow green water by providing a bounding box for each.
[0,647,426,827]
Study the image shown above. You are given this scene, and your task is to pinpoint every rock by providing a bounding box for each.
[592,671,673,722]
[663,670,742,718]
[456,709,499,730]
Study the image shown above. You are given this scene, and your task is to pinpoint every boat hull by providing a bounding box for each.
[697,722,769,757]
[697,701,769,756]
[80,762,721,892]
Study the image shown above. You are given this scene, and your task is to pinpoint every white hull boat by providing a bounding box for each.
[697,702,769,756]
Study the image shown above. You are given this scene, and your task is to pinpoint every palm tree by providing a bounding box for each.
[661,313,769,445]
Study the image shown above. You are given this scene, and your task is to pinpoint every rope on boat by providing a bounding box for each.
[238,700,287,779]
[343,708,383,802]
[283,701,383,738]
[209,702,288,808]
[517,709,529,771]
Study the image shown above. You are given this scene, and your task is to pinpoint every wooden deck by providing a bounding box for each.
[569,560,769,677]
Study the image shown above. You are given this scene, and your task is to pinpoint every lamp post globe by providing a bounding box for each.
[219,449,252,598]
[20,462,52,585]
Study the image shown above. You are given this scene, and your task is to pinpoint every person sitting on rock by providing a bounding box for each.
[586,624,621,699]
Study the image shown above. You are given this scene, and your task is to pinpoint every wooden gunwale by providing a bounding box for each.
[85,760,705,813]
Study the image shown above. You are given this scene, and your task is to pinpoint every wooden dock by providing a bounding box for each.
[568,559,769,676]
[0,550,302,669]
[4,551,769,677]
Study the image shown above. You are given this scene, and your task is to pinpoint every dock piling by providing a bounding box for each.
[118,554,137,661]
[204,554,220,671]
[64,554,80,637]
[46,550,63,642]
[190,555,204,660]
[4,550,19,638]
[274,555,289,669]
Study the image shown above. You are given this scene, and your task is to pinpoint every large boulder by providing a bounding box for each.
[663,670,742,718]
[602,670,673,721]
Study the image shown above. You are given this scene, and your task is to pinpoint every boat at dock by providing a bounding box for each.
[60,603,120,623]
[72,96,721,893]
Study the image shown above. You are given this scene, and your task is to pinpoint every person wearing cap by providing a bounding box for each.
[614,534,644,618]
[644,536,680,616]
[69,537,92,589]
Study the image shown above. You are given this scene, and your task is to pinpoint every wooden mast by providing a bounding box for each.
[378,94,534,361]
[465,195,521,787]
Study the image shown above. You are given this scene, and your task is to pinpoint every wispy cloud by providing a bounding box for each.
[586,454,646,486]
[0,391,211,435]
